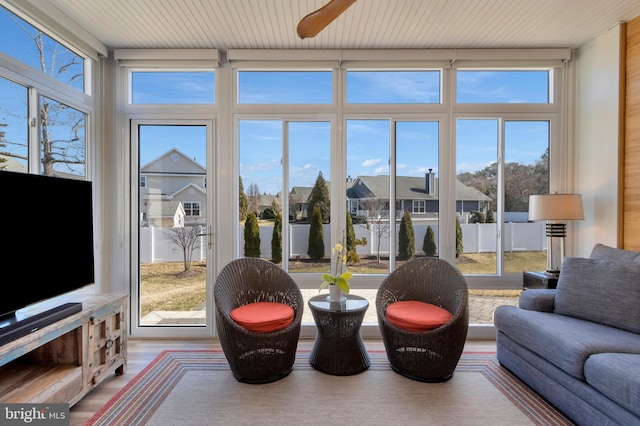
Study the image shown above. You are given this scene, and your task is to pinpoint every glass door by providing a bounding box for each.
[132,121,212,333]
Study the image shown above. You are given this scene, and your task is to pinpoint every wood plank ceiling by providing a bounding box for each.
[37,0,640,51]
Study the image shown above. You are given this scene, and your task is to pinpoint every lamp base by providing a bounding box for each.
[545,222,567,276]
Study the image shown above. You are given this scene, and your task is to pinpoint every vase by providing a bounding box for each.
[329,284,345,303]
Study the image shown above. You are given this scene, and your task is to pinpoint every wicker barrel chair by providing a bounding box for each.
[214,257,304,384]
[376,257,469,382]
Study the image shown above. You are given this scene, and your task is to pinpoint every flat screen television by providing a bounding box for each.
[0,170,95,342]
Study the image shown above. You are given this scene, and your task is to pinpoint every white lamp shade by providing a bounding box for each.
[528,194,584,221]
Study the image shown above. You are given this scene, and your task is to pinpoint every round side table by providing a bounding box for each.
[307,293,370,375]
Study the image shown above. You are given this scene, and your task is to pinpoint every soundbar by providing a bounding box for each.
[0,302,83,346]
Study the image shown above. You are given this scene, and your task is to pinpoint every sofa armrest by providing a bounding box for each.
[519,289,556,312]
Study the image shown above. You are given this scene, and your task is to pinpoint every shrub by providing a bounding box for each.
[244,212,260,257]
[469,210,485,223]
[398,210,415,260]
[307,206,325,260]
[271,213,282,263]
[423,225,436,256]
[456,216,463,258]
[261,207,276,220]
[346,211,356,252]
[486,209,495,223]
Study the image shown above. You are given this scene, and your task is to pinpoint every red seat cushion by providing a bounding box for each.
[230,302,295,333]
[385,300,453,332]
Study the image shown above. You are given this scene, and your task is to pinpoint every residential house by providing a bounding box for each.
[140,148,206,227]
[288,185,328,221]
[347,172,492,223]
[144,200,185,228]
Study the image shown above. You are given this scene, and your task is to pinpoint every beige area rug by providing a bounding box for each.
[86,350,572,426]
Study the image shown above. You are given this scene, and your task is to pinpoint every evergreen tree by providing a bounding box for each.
[346,211,361,263]
[456,216,463,258]
[423,225,437,257]
[307,206,325,260]
[346,211,356,252]
[398,210,415,260]
[244,212,260,257]
[239,176,249,222]
[307,171,330,223]
[271,213,282,263]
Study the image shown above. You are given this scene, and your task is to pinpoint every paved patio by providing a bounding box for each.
[142,290,520,325]
[300,289,519,325]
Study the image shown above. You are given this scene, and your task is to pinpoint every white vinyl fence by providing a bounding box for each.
[140,222,546,263]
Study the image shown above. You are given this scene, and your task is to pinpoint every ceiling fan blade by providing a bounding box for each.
[297,0,357,39]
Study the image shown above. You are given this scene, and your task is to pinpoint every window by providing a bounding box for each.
[233,59,562,330]
[131,71,214,104]
[347,70,441,104]
[0,7,85,92]
[140,176,147,187]
[238,119,332,272]
[0,7,91,178]
[40,96,87,177]
[456,70,551,103]
[184,201,201,216]
[237,71,332,104]
[0,77,28,171]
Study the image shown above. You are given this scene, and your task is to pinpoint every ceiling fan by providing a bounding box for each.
[297,0,357,39]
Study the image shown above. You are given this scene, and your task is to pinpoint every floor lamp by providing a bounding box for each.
[528,194,584,275]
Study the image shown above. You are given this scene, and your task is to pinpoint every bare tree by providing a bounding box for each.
[247,182,262,215]
[361,197,390,262]
[165,222,203,272]
[0,123,8,169]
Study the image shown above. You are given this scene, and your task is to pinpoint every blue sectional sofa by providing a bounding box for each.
[494,244,640,425]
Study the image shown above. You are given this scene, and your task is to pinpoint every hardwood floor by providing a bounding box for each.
[69,338,496,426]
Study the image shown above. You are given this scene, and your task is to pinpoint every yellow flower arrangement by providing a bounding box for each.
[319,240,352,294]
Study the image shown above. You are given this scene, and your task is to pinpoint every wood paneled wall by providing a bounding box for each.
[624,16,640,250]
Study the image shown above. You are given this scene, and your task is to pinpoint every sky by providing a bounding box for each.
[1,7,550,194]
[136,70,550,196]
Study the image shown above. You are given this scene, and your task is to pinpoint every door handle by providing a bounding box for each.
[196,225,212,250]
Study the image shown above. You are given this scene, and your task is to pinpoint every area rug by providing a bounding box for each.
[85,350,572,426]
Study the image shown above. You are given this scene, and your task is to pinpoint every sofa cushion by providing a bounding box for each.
[590,243,640,263]
[518,289,555,312]
[554,257,640,333]
[494,305,640,379]
[585,353,640,417]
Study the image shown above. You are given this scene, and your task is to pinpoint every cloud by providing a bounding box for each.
[362,158,382,167]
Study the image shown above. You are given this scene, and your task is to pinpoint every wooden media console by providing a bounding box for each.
[0,294,128,406]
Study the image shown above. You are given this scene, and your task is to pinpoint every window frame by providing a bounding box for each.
[0,8,95,178]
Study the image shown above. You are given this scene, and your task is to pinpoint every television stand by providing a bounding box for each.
[0,294,127,406]
[0,302,83,346]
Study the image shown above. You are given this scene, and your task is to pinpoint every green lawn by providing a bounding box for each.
[140,251,540,315]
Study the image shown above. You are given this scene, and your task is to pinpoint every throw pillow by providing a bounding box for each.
[385,300,453,332]
[230,302,294,333]
[590,243,640,263]
[554,257,640,333]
